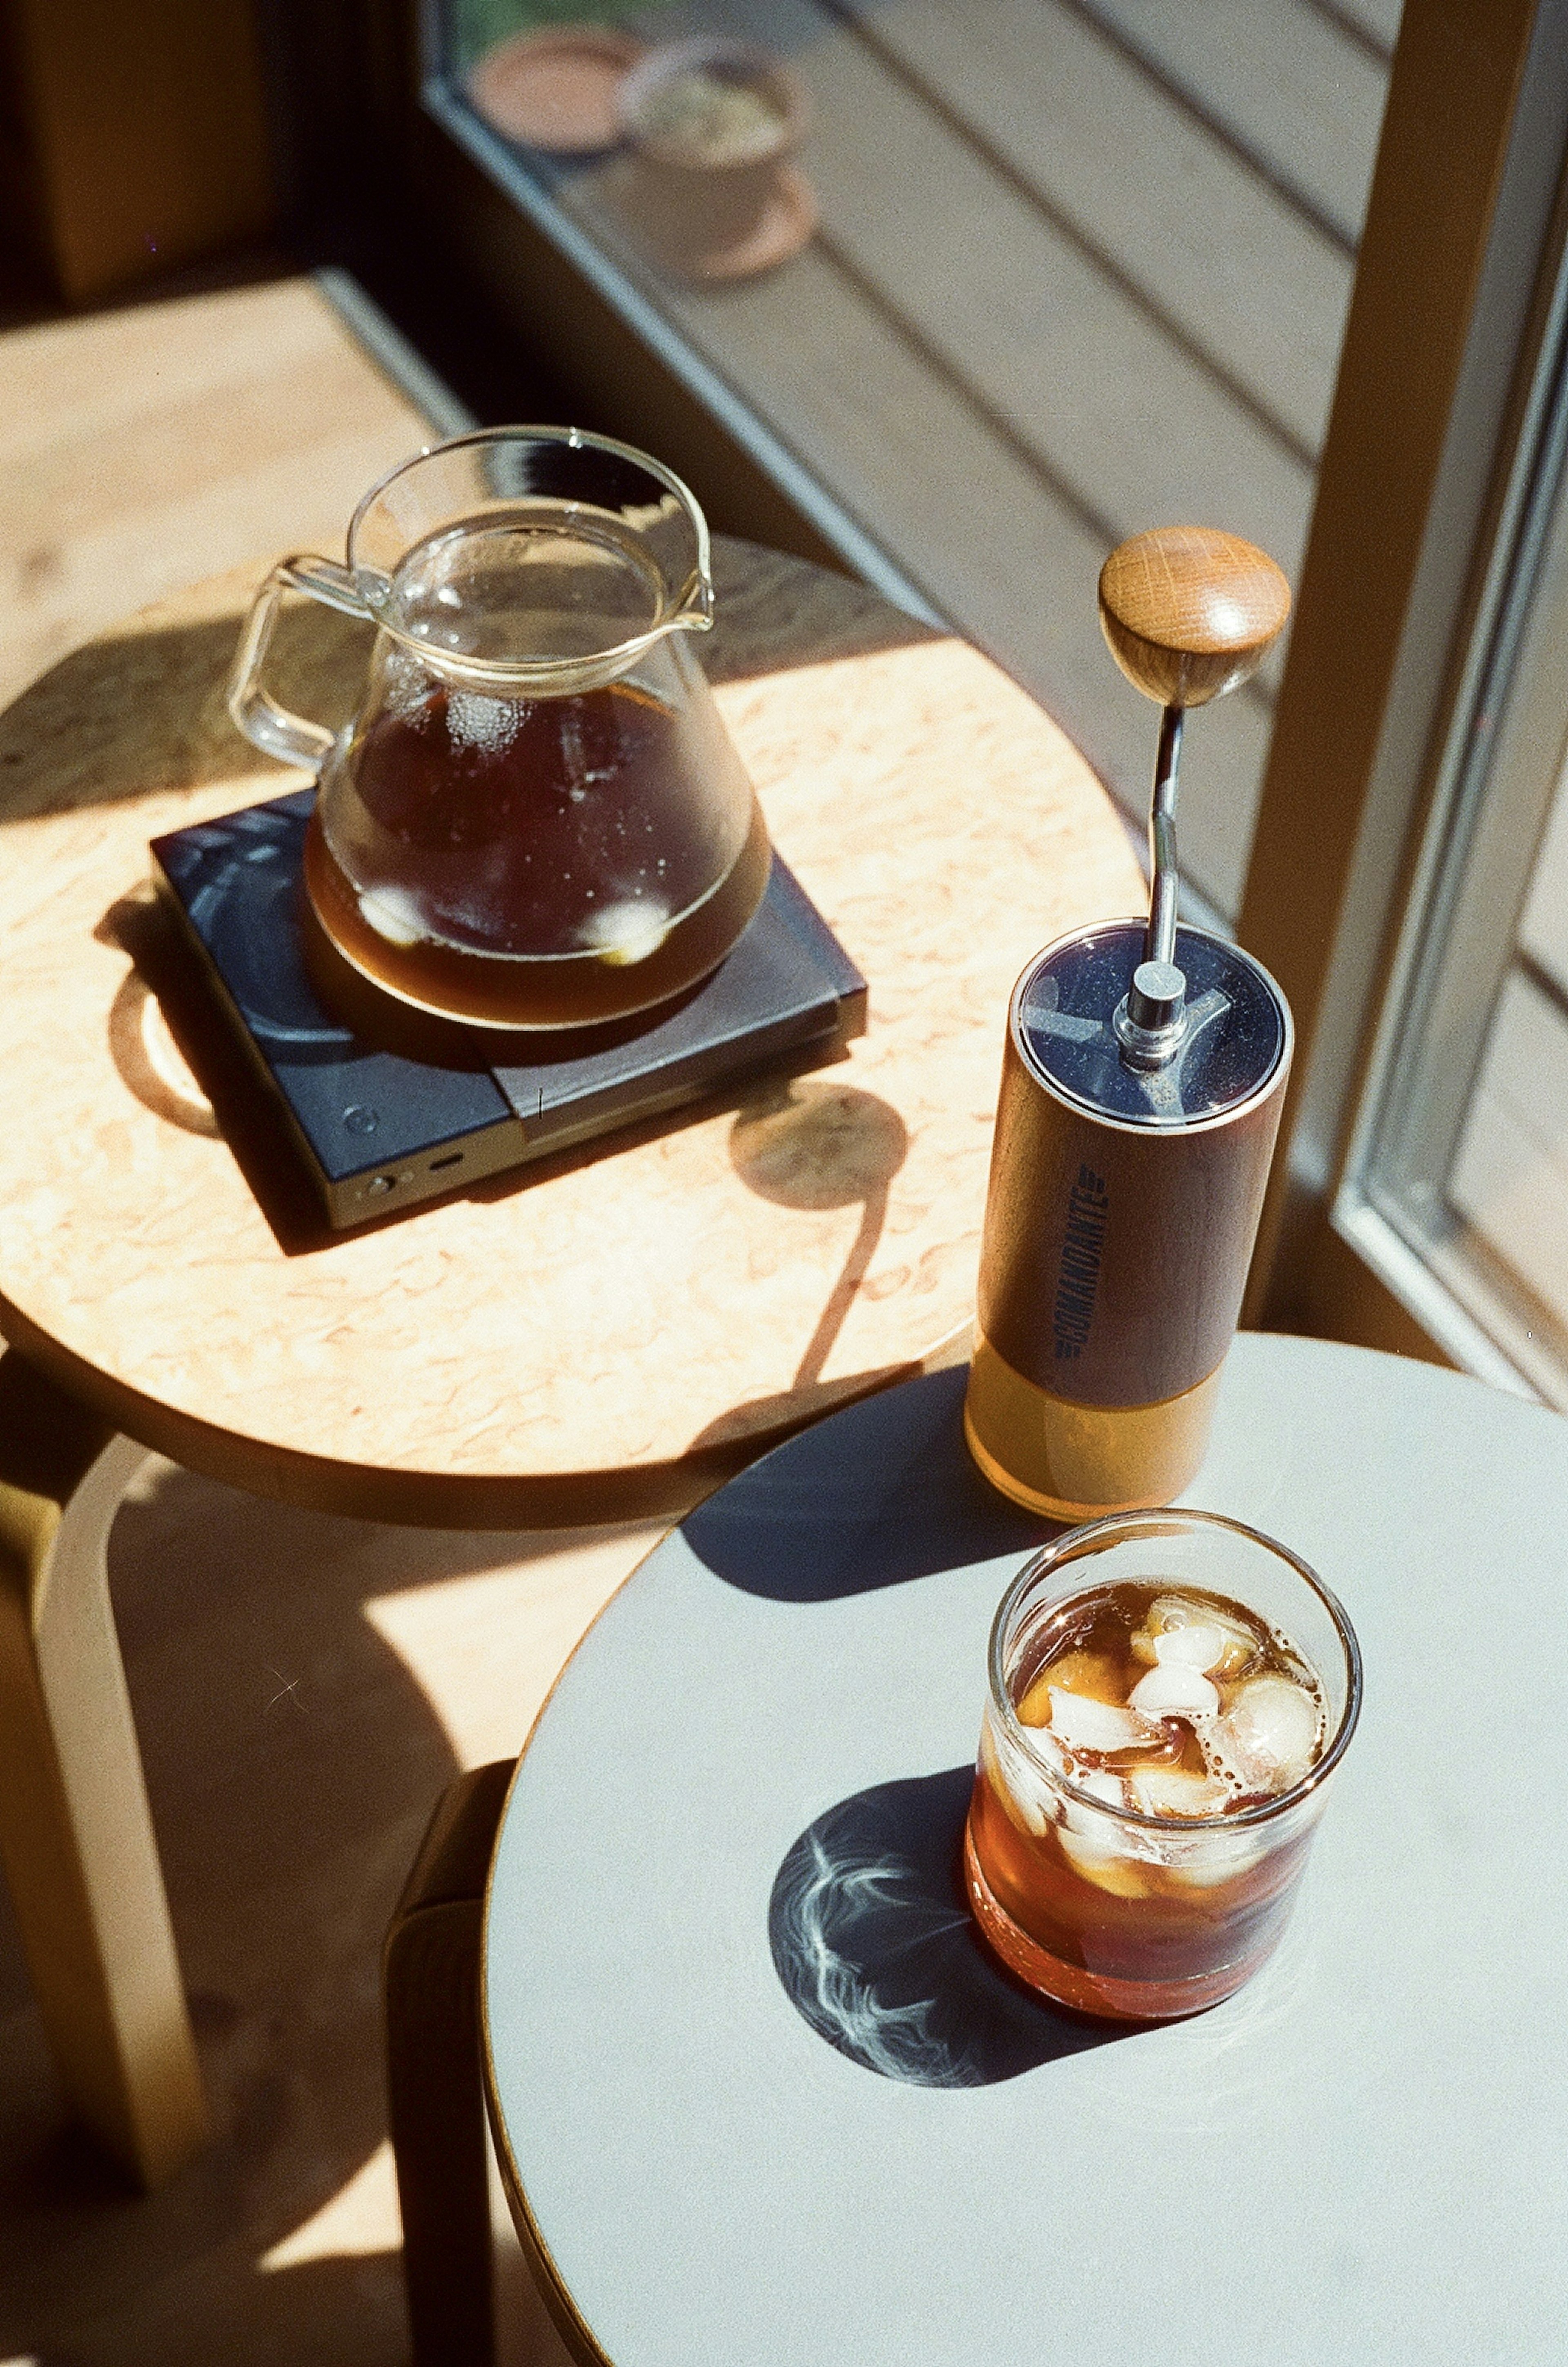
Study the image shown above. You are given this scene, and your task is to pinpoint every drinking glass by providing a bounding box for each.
[965,1508,1361,2019]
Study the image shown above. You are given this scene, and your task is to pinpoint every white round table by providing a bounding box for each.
[484,1331,1568,2366]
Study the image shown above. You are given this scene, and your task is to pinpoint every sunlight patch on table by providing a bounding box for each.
[365,1525,664,1765]
[261,2140,400,2270]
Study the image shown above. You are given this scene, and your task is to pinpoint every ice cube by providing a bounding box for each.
[581,900,670,965]
[1153,1623,1227,1670]
[1125,1764,1273,1886]
[1016,1675,1052,1728]
[1015,1717,1069,1777]
[357,885,427,948]
[1019,1649,1121,1725]
[1058,1837,1149,1896]
[980,1716,1052,1837]
[1127,1662,1220,1719]
[1127,1765,1232,1819]
[1058,1770,1149,1895]
[1168,1839,1268,1889]
[1041,1688,1159,1761]
[1208,1675,1320,1794]
[1132,1593,1261,1677]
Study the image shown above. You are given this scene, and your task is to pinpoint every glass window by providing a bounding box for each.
[423,0,1401,922]
[1345,294,1568,1408]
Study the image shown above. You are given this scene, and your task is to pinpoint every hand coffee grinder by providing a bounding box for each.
[964,527,1293,1518]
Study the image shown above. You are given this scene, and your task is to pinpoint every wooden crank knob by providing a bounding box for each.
[1098,526,1291,708]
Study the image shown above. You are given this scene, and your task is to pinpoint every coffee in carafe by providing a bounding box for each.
[301,675,769,1031]
[228,428,769,1030]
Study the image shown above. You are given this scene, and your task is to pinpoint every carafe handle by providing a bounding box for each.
[226,556,372,772]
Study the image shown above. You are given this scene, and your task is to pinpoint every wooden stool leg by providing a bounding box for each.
[385,1759,516,2367]
[0,1348,208,2185]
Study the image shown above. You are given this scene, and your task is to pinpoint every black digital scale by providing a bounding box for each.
[150,788,866,1229]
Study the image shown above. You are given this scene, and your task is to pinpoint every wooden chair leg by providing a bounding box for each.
[385,1758,516,2367]
[0,1346,209,2186]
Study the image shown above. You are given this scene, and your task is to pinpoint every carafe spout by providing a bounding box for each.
[669,567,716,635]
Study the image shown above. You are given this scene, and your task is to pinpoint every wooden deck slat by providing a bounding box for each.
[1320,0,1403,58]
[833,0,1353,460]
[558,163,1275,913]
[1071,0,1391,248]
[796,15,1313,566]
[459,0,1400,911]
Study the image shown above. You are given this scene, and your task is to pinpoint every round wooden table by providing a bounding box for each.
[483,1334,1568,2367]
[0,541,1141,2184]
[0,538,1140,1522]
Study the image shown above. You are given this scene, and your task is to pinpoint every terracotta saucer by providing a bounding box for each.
[635,163,818,283]
[468,25,645,154]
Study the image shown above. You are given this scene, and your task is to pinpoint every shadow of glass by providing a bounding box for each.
[685,1363,1056,1599]
[770,1765,1136,2087]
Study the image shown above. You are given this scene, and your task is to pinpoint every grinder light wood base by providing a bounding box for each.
[966,528,1293,1519]
[965,1344,1224,1520]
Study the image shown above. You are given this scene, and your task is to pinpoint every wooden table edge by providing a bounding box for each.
[0,1297,975,1527]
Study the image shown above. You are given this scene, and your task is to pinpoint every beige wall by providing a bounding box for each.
[1,0,274,302]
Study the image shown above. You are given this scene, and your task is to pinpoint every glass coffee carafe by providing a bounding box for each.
[226,426,770,1029]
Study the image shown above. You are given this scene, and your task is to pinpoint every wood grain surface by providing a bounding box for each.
[1098,526,1292,708]
[0,539,1143,1524]
[0,277,434,715]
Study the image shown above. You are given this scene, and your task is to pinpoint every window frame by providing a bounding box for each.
[1238,0,1568,1384]
[1345,313,1568,1404]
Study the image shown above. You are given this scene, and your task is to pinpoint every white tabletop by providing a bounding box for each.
[486,1332,1568,2366]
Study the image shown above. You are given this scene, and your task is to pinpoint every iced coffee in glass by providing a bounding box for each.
[966,1509,1360,2020]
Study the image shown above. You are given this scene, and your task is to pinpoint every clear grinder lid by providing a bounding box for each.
[1013,919,1287,1128]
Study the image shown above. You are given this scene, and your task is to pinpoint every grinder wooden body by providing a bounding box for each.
[967,524,1294,1516]
[965,920,1291,1518]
